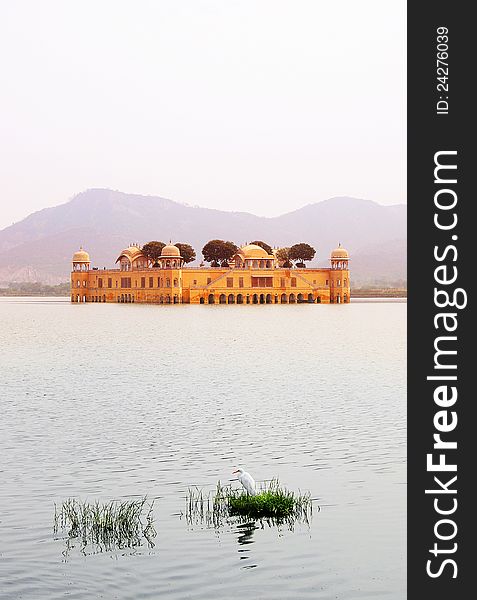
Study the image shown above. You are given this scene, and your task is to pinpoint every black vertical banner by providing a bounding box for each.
[408,1,472,598]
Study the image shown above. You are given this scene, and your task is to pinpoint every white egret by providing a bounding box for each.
[233,468,257,495]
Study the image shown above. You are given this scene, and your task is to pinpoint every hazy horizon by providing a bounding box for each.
[0,0,406,230]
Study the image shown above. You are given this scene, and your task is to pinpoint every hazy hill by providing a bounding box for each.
[0,189,406,286]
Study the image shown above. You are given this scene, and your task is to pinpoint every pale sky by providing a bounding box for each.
[0,0,406,230]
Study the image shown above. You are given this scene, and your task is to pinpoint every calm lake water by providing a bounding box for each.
[0,298,406,600]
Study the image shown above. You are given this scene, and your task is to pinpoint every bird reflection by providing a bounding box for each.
[236,521,258,568]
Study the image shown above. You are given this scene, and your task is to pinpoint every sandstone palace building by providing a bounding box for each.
[71,243,350,305]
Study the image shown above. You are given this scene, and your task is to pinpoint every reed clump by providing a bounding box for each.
[54,497,156,550]
[185,479,312,527]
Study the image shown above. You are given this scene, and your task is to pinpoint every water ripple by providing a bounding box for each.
[0,298,406,599]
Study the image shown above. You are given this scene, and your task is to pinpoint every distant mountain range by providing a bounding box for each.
[0,189,406,286]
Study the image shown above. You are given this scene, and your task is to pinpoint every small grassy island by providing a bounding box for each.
[186,479,313,527]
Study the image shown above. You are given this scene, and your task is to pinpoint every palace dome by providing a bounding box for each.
[116,245,143,259]
[72,247,90,262]
[239,244,270,258]
[123,245,143,256]
[331,245,349,259]
[161,244,181,257]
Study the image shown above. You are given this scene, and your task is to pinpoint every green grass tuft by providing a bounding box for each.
[228,485,295,519]
[54,497,156,552]
[185,479,313,527]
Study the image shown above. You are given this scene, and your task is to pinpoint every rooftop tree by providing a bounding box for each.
[202,239,238,267]
[276,247,292,268]
[289,243,316,267]
[175,243,196,264]
[142,241,166,263]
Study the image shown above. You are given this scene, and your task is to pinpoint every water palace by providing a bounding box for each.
[71,243,350,305]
